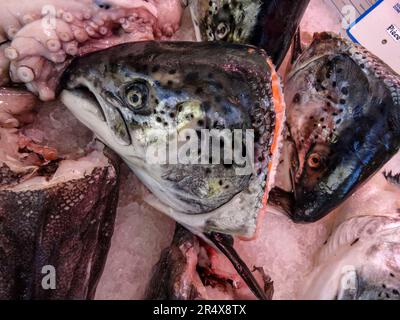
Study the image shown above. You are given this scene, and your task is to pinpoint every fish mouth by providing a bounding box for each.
[267,132,301,220]
[60,86,128,151]
[59,41,280,300]
[268,187,330,223]
[64,88,107,122]
[61,87,105,127]
[61,73,133,148]
[59,40,285,246]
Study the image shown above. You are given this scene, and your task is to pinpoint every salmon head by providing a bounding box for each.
[270,33,400,222]
[60,41,285,239]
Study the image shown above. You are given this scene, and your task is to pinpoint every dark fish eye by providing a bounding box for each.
[215,22,230,40]
[308,153,322,169]
[95,0,111,10]
[125,81,149,111]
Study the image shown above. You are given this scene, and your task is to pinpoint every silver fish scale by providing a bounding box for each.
[327,33,400,105]
[248,68,276,211]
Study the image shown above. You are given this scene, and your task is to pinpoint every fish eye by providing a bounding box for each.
[215,22,230,40]
[125,81,149,111]
[95,0,112,10]
[308,153,322,169]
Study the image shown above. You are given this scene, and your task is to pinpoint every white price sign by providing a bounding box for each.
[347,0,400,74]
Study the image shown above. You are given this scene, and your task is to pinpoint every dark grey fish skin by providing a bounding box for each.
[189,0,310,67]
[0,151,120,299]
[0,150,120,300]
[270,32,400,223]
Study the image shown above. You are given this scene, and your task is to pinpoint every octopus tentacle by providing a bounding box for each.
[0,0,184,100]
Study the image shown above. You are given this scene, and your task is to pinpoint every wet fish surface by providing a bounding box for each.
[0,102,120,299]
[300,215,400,300]
[61,41,285,239]
[299,151,400,300]
[270,32,400,223]
[60,40,286,299]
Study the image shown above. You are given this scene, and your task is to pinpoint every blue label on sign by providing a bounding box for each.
[347,0,385,44]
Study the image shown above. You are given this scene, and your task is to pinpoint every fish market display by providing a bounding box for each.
[95,0,346,300]
[1,0,400,301]
[299,152,400,300]
[145,224,275,300]
[189,0,310,67]
[0,0,185,101]
[60,41,285,240]
[0,101,120,299]
[60,35,400,299]
[270,32,400,222]
[60,41,287,299]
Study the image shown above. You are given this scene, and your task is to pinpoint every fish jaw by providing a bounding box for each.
[60,41,281,239]
[270,32,400,223]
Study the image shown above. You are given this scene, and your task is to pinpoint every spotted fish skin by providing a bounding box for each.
[270,32,400,223]
[194,0,263,43]
[61,41,285,239]
[190,0,310,67]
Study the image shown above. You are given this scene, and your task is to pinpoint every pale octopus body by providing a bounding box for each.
[0,0,184,102]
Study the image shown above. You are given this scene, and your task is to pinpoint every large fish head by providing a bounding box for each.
[270,33,400,222]
[60,41,282,238]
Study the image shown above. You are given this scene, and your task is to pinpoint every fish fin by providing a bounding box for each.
[337,266,358,300]
[205,232,269,300]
